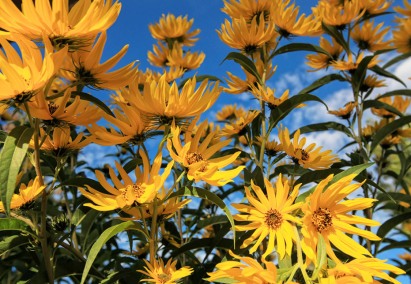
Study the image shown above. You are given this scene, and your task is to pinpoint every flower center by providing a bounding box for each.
[294,148,309,161]
[312,207,333,233]
[186,151,207,171]
[128,184,144,199]
[264,209,283,230]
[48,102,59,114]
[158,273,171,283]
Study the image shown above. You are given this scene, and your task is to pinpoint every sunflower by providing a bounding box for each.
[138,258,193,284]
[0,0,121,50]
[79,149,174,211]
[328,101,357,119]
[166,44,205,71]
[331,52,379,73]
[362,0,391,15]
[271,0,322,38]
[217,14,277,54]
[321,257,405,284]
[124,75,221,126]
[26,88,102,126]
[62,32,137,90]
[313,0,365,28]
[148,14,200,47]
[278,127,340,170]
[206,251,278,284]
[216,104,246,121]
[233,175,302,259]
[147,41,171,67]
[395,0,411,17]
[167,119,244,186]
[88,101,150,146]
[360,74,386,92]
[250,85,294,109]
[0,177,45,212]
[255,136,282,156]
[371,96,411,118]
[222,0,274,22]
[222,110,260,136]
[392,18,411,53]
[351,20,391,52]
[0,35,66,103]
[301,174,381,263]
[306,37,343,71]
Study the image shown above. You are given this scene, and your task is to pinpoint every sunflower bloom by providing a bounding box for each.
[218,14,277,54]
[362,0,391,15]
[222,0,274,22]
[271,0,322,37]
[167,120,244,186]
[360,74,386,92]
[124,75,221,126]
[63,32,137,90]
[0,0,121,50]
[351,20,391,52]
[0,177,45,212]
[166,44,205,71]
[148,14,200,47]
[251,85,294,109]
[313,0,365,27]
[371,96,411,119]
[301,174,381,263]
[79,150,174,211]
[321,257,405,284]
[306,37,343,71]
[206,250,277,284]
[148,41,171,67]
[392,18,411,53]
[26,88,102,126]
[328,101,357,119]
[395,0,411,17]
[331,52,379,72]
[216,104,246,121]
[0,35,66,102]
[222,110,260,136]
[278,127,340,170]
[138,258,193,284]
[233,175,302,259]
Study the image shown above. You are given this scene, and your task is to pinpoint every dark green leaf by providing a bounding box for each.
[383,51,411,69]
[377,89,411,99]
[293,122,352,137]
[352,55,375,94]
[222,52,262,84]
[297,74,346,95]
[363,100,404,118]
[377,211,411,240]
[378,240,411,253]
[370,65,406,87]
[170,237,234,259]
[0,218,34,236]
[270,43,331,59]
[370,116,411,153]
[0,235,31,256]
[71,91,114,117]
[295,168,343,187]
[0,130,7,143]
[321,23,350,53]
[330,163,373,185]
[0,126,34,215]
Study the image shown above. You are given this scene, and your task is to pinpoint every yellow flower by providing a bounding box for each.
[167,119,244,186]
[217,14,277,54]
[351,20,391,52]
[271,0,322,37]
[124,75,221,126]
[166,44,205,71]
[313,0,365,27]
[255,136,282,156]
[138,258,193,284]
[395,0,411,17]
[222,110,260,136]
[362,0,391,15]
[306,37,343,71]
[206,250,277,284]
[392,18,411,53]
[0,0,121,50]
[0,177,45,212]
[148,14,200,47]
[321,257,405,284]
[233,175,302,259]
[79,150,174,211]
[301,174,381,263]
[63,32,137,90]
[32,126,92,157]
[26,88,102,126]
[0,35,66,102]
[222,0,274,22]
[360,74,386,92]
[331,52,379,73]
[148,41,171,67]
[216,104,246,121]
[278,127,340,170]
[251,85,294,109]
[371,96,411,118]
[328,101,357,119]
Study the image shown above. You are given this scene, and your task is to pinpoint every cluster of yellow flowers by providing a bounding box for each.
[0,0,410,283]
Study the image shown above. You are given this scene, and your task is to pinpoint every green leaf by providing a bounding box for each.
[295,168,343,187]
[170,237,234,259]
[167,187,236,244]
[363,100,404,118]
[297,74,346,95]
[377,211,411,240]
[352,55,375,94]
[0,130,7,143]
[321,23,350,53]
[71,91,114,117]
[293,122,352,137]
[378,240,411,253]
[222,52,262,84]
[81,221,145,284]
[383,51,411,69]
[370,65,406,87]
[329,163,373,185]
[0,218,34,236]
[178,74,221,89]
[312,234,327,279]
[270,43,331,59]
[377,89,411,99]
[370,116,411,153]
[269,93,328,131]
[0,235,31,256]
[0,126,34,215]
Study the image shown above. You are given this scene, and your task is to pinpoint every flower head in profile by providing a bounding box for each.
[206,250,277,284]
[222,110,260,136]
[0,177,45,212]
[251,85,296,110]
[301,174,381,263]
[79,149,173,211]
[321,257,405,284]
[306,37,343,71]
[328,101,357,119]
[63,32,137,90]
[0,0,121,50]
[313,0,365,27]
[233,175,302,259]
[216,104,246,121]
[138,258,193,284]
[371,96,411,119]
[351,20,391,52]
[362,0,391,15]
[278,127,340,170]
[222,0,274,22]
[0,35,66,103]
[331,52,379,73]
[392,18,411,54]
[167,119,244,186]
[149,14,200,47]
[166,44,205,71]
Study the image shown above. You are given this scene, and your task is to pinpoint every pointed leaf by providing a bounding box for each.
[330,163,373,185]
[297,74,346,95]
[352,55,375,94]
[370,65,406,87]
[270,43,331,59]
[377,211,411,240]
[71,91,114,117]
[370,116,411,152]
[0,126,34,215]
[383,51,411,69]
[321,23,350,53]
[0,218,35,236]
[222,52,262,83]
[377,89,411,99]
[0,235,31,256]
[293,122,352,137]
[363,100,404,117]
